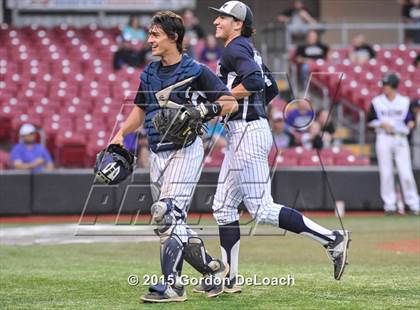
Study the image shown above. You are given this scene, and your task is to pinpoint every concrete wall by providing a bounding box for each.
[319,0,402,46]
[1,168,419,215]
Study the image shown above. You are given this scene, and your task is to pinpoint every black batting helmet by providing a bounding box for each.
[381,73,400,89]
[94,144,136,185]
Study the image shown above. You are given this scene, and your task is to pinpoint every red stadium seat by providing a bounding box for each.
[55,131,86,167]
[204,147,226,168]
[0,150,10,169]
[334,155,370,166]
[273,155,299,167]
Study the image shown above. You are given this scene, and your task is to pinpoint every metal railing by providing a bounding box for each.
[261,22,420,72]
[284,22,420,48]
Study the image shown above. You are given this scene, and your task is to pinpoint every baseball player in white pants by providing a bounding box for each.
[368,73,420,215]
[110,11,238,303]
[195,2,351,294]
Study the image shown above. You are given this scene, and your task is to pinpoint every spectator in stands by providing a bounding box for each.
[301,121,323,150]
[10,124,54,172]
[277,0,318,42]
[182,9,206,58]
[123,128,150,168]
[316,109,336,147]
[401,0,420,44]
[270,110,295,149]
[348,34,376,64]
[123,131,139,154]
[203,118,228,151]
[182,9,206,43]
[295,30,329,86]
[113,15,149,70]
[200,34,222,64]
[286,99,315,130]
[285,99,315,145]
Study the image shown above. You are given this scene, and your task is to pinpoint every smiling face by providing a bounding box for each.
[213,14,242,42]
[147,25,176,57]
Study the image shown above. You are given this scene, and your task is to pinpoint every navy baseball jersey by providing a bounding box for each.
[135,63,230,109]
[216,36,268,122]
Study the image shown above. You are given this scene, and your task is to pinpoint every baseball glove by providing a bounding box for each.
[152,108,203,147]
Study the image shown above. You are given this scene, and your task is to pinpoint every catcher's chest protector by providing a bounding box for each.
[140,54,202,153]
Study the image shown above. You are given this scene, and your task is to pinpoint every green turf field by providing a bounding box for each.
[1,216,419,309]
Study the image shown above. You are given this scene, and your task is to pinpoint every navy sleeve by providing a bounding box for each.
[367,103,377,122]
[225,43,261,80]
[134,82,147,110]
[404,102,415,124]
[242,71,264,92]
[194,65,231,102]
[263,63,279,104]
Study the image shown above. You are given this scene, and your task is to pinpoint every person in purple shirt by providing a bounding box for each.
[200,34,222,64]
[10,124,54,172]
[285,99,315,130]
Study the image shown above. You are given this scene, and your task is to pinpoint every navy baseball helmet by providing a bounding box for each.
[94,144,136,185]
[381,73,400,89]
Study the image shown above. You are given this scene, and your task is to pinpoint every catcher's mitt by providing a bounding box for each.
[152,108,203,147]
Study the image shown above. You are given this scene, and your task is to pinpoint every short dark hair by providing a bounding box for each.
[151,11,185,53]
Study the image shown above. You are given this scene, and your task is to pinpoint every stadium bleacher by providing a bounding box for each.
[309,45,419,113]
[0,23,139,167]
[0,23,384,168]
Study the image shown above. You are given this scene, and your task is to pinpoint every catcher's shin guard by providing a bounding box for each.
[161,234,184,284]
[183,237,220,274]
[184,237,229,297]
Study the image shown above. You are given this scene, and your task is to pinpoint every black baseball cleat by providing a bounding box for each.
[192,260,229,297]
[224,277,242,294]
[192,275,213,294]
[325,230,351,280]
[207,260,229,298]
[140,283,187,303]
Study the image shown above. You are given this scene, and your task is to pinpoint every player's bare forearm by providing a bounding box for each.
[231,83,252,100]
[216,95,238,115]
[110,106,145,145]
[118,106,145,136]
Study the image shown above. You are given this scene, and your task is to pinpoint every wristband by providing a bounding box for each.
[197,102,222,121]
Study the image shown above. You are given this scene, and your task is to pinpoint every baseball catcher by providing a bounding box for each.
[108,11,238,303]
